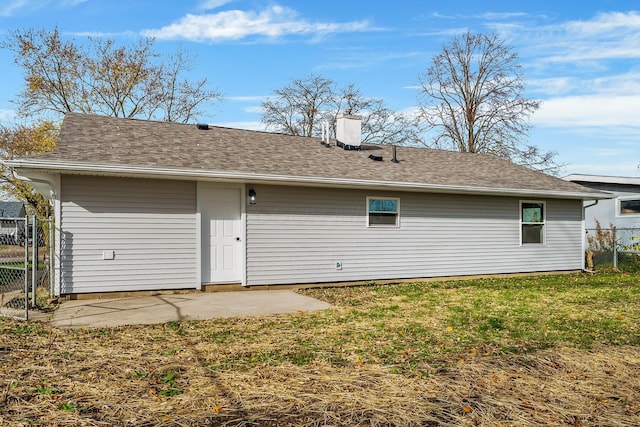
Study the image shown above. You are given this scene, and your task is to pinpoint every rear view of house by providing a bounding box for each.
[6,113,607,297]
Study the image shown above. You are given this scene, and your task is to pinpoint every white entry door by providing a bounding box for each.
[200,186,242,283]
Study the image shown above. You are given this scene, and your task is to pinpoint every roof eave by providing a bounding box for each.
[5,159,612,200]
[564,174,640,186]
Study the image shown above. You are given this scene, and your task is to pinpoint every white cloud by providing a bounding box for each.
[565,160,640,177]
[61,0,88,6]
[142,5,375,42]
[528,77,576,96]
[0,109,16,122]
[244,105,264,114]
[319,50,418,70]
[509,11,640,64]
[0,0,29,16]
[529,72,640,97]
[429,11,531,21]
[199,0,233,10]
[564,11,640,36]
[476,12,528,20]
[533,95,640,129]
[512,11,640,145]
[1,0,87,16]
[212,120,263,131]
[66,30,137,37]
[591,148,631,157]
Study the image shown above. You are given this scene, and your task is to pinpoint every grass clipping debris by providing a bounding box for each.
[1,272,640,426]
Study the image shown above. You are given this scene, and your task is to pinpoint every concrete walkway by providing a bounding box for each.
[50,290,332,328]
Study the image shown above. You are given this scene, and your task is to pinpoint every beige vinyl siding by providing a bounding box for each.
[60,175,197,294]
[246,185,583,285]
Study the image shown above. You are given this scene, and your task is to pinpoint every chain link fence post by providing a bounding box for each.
[612,226,617,270]
[23,215,29,320]
[586,225,640,271]
[1,215,53,321]
[49,217,55,298]
[31,215,37,308]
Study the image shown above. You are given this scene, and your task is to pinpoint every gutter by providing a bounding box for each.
[5,159,613,201]
[11,169,57,200]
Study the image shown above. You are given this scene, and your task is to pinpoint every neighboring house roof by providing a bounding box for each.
[0,201,25,218]
[7,113,609,200]
[564,174,640,187]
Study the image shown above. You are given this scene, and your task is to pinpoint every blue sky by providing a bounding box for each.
[1,0,639,177]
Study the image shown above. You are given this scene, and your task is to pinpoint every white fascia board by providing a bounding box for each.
[7,159,612,200]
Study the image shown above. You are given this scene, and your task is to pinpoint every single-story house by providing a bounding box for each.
[0,201,26,220]
[0,201,26,244]
[6,113,608,297]
[564,174,640,229]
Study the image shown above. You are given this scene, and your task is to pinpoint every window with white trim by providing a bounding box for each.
[367,197,399,227]
[618,198,640,216]
[521,201,545,244]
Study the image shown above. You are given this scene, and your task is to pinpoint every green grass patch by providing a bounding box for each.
[4,272,640,377]
[140,272,639,376]
[293,273,640,369]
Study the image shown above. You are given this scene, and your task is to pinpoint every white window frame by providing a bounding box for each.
[617,196,640,217]
[520,200,546,245]
[366,196,400,228]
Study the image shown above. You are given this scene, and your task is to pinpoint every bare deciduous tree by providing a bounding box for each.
[1,27,222,123]
[1,28,223,213]
[417,31,560,174]
[262,74,421,146]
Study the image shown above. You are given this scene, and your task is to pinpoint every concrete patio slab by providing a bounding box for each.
[51,290,332,328]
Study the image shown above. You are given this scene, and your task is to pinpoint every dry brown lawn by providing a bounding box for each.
[1,273,639,426]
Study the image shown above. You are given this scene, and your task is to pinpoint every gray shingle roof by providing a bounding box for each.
[0,201,25,218]
[15,113,607,199]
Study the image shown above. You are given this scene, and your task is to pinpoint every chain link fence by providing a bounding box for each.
[0,216,53,320]
[585,226,640,272]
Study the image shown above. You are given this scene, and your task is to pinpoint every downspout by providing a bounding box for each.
[582,200,599,274]
[584,200,599,210]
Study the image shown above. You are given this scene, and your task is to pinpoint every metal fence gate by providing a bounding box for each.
[585,226,640,272]
[0,216,54,320]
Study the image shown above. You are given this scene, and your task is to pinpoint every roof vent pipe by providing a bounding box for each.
[392,145,399,163]
[321,120,330,146]
[325,120,330,146]
[197,123,209,130]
